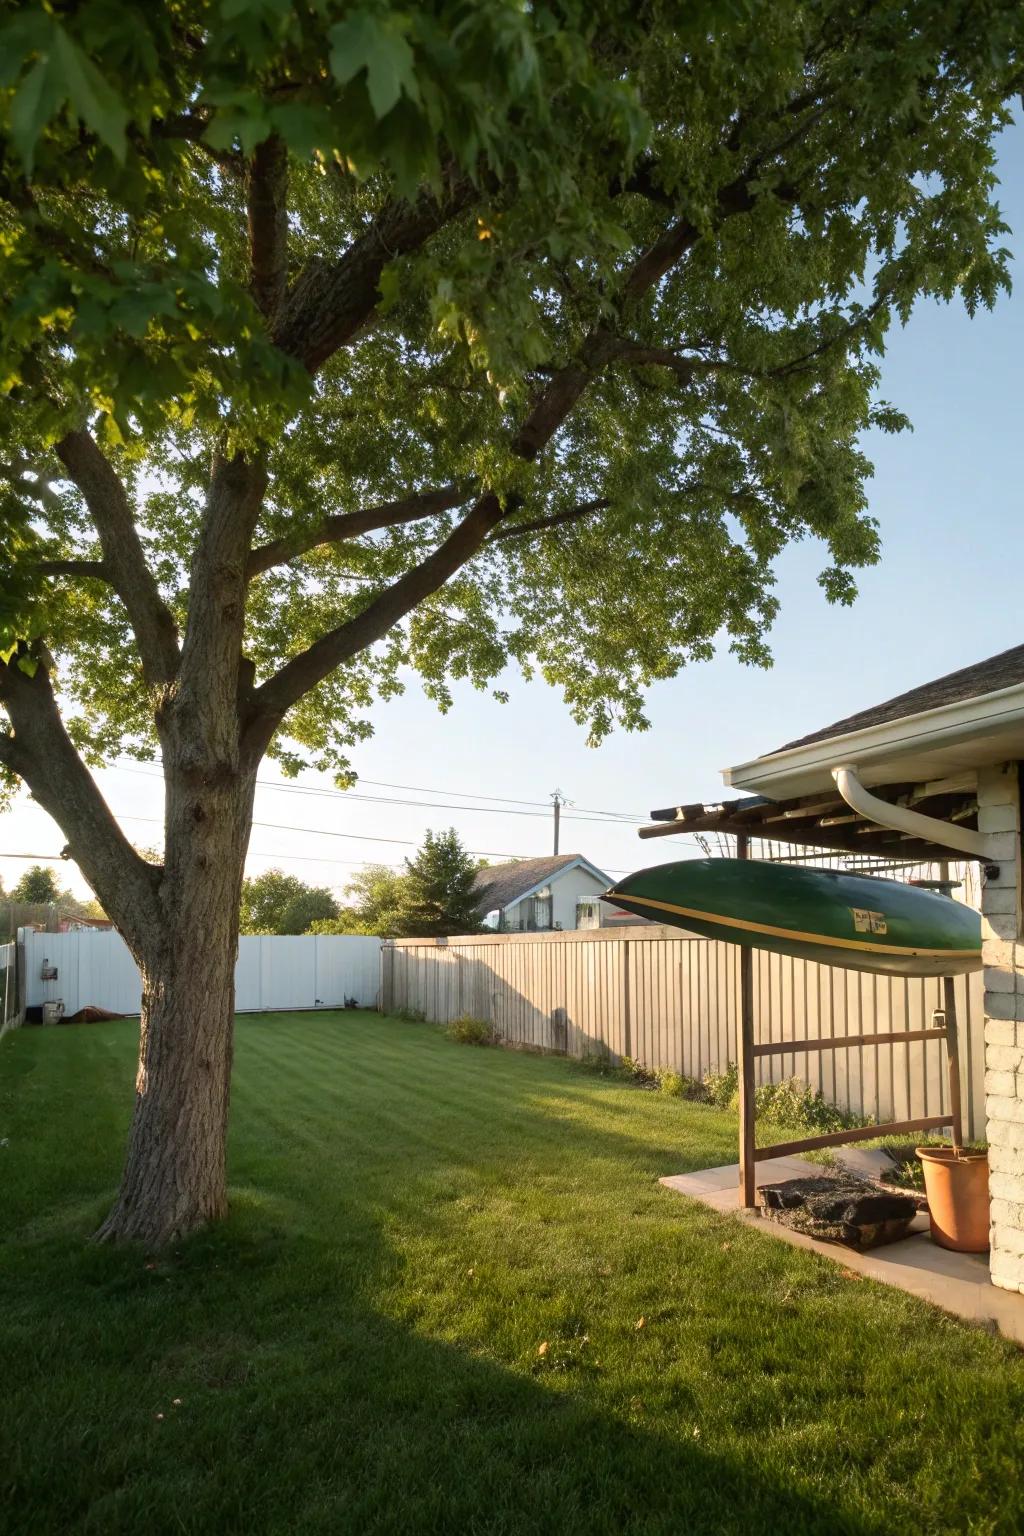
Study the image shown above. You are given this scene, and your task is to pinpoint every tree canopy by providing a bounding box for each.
[310,832,483,936]
[309,862,407,934]
[239,868,339,934]
[3,1,1020,779]
[10,863,64,903]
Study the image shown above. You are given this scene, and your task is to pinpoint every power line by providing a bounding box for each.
[0,852,66,860]
[268,787,644,826]
[0,845,643,878]
[1,769,665,888]
[110,763,647,824]
[114,811,577,862]
[352,778,645,822]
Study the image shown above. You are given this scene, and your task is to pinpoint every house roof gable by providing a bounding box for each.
[472,854,609,913]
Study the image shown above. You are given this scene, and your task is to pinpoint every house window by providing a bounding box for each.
[526,890,553,930]
[576,899,601,930]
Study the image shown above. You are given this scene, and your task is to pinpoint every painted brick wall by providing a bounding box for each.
[979,763,1024,1290]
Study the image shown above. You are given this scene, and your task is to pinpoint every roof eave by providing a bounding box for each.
[724,679,1024,798]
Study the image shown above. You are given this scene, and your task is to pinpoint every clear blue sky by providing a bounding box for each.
[4,123,1023,900]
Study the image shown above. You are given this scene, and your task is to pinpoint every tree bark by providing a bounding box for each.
[95,759,257,1245]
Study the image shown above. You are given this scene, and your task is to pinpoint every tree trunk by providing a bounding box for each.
[96,766,256,1245]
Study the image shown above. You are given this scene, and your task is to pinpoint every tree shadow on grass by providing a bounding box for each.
[3,1198,884,1536]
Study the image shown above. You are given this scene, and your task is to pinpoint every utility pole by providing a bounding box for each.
[551,789,568,854]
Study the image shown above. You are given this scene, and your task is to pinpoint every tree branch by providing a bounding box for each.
[239,83,831,755]
[0,655,162,941]
[0,458,64,513]
[153,111,245,175]
[247,135,289,323]
[38,557,109,580]
[247,483,472,579]
[55,431,180,688]
[273,176,475,373]
[489,499,611,544]
[242,492,510,758]
[610,155,675,207]
[512,165,801,464]
[174,453,268,760]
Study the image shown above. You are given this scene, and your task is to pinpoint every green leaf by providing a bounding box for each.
[51,25,128,161]
[9,54,65,174]
[328,11,419,120]
[377,261,402,312]
[204,100,271,155]
[0,11,52,89]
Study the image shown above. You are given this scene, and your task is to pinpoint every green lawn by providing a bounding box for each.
[2,1014,1023,1535]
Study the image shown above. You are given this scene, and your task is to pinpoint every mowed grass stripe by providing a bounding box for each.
[233,1019,730,1192]
[236,1015,736,1163]
[232,1025,609,1197]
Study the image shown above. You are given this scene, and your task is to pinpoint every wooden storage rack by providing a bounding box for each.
[734,833,963,1207]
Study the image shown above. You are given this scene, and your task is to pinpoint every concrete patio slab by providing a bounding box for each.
[661,1160,1024,1346]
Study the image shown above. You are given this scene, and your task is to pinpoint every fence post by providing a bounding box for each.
[622,939,632,1060]
[16,929,27,1028]
[380,943,392,1014]
[736,834,757,1209]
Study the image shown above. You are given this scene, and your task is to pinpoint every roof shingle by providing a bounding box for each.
[777,642,1024,753]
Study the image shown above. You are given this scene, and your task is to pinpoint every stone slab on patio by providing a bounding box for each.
[661,1159,1024,1347]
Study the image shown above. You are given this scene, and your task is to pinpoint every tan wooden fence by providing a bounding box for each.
[382,926,985,1139]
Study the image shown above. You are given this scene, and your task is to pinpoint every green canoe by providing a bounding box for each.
[604,859,982,978]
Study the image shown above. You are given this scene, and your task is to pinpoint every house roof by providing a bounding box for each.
[473,854,609,913]
[642,642,1024,850]
[778,643,1024,752]
[722,640,1024,801]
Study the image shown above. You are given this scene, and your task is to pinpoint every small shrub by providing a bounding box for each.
[881,1157,926,1192]
[394,1006,427,1023]
[446,1015,495,1046]
[703,1062,739,1109]
[754,1077,866,1134]
[618,1055,659,1089]
[701,1062,867,1134]
[655,1067,708,1101]
[575,1049,617,1076]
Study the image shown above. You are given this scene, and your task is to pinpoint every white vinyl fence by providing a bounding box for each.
[24,929,382,1017]
[383,926,987,1139]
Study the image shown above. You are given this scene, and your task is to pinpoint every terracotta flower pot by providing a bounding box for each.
[916,1146,989,1253]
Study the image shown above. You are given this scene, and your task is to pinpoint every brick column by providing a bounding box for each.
[979,763,1024,1290]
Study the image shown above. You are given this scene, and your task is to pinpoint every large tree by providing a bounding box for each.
[395,828,483,937]
[1,2,1019,1242]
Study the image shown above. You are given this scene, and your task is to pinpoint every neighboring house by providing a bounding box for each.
[647,640,1024,1300]
[473,854,612,931]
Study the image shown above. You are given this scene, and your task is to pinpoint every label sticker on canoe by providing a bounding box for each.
[851,908,887,936]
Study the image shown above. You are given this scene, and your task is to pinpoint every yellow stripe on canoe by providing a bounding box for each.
[616,893,980,959]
